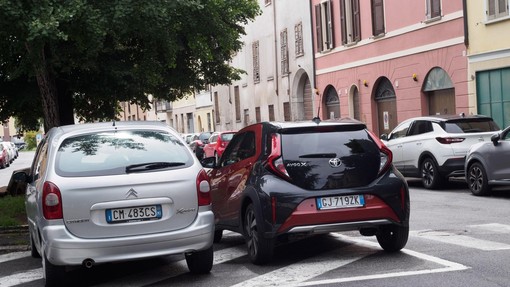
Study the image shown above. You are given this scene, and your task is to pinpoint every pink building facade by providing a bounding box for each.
[311,0,468,135]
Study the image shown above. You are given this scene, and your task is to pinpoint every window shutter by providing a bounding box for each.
[352,0,361,42]
[431,0,441,18]
[315,4,323,51]
[340,0,347,45]
[326,0,335,49]
[371,0,385,36]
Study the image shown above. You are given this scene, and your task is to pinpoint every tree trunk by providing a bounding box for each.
[26,44,61,131]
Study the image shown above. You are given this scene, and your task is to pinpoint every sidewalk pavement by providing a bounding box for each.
[0,225,30,254]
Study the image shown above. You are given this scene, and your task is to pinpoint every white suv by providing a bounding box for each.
[381,114,500,189]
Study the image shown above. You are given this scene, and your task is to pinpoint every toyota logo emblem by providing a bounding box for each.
[329,158,342,168]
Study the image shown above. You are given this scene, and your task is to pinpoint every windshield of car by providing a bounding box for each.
[56,130,193,177]
[281,129,380,190]
[221,132,235,141]
[444,119,500,133]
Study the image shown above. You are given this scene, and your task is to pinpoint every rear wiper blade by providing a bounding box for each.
[125,162,185,173]
[299,153,337,158]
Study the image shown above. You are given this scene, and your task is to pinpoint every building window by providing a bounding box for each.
[340,0,361,45]
[268,105,275,121]
[244,109,250,126]
[235,86,241,122]
[426,0,441,20]
[315,0,334,52]
[214,92,220,124]
[256,107,261,123]
[280,29,289,75]
[487,0,509,20]
[253,41,260,84]
[371,0,385,36]
[283,102,291,121]
[295,22,304,57]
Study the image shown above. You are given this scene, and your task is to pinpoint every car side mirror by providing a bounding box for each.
[380,134,388,141]
[491,133,501,146]
[12,169,32,183]
[200,156,217,168]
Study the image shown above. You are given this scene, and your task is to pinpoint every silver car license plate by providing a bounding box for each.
[316,195,364,210]
[106,205,162,223]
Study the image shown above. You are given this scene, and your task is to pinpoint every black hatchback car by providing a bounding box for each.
[203,119,410,264]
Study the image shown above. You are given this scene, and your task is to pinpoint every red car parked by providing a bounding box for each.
[203,131,236,163]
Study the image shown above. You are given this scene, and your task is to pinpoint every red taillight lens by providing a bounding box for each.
[42,181,63,220]
[196,169,211,206]
[265,133,290,179]
[367,130,393,176]
[435,137,465,144]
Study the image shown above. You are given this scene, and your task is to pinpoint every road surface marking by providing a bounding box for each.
[1,268,43,287]
[468,223,510,234]
[411,230,510,250]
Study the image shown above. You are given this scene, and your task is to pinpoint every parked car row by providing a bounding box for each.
[380,113,510,196]
[13,119,413,286]
[0,141,19,168]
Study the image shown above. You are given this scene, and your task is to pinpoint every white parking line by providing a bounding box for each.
[293,234,469,286]
[411,230,510,251]
[0,268,43,287]
[468,223,510,234]
[0,251,31,264]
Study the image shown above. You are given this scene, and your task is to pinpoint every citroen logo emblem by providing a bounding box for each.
[126,188,138,198]
[329,158,342,168]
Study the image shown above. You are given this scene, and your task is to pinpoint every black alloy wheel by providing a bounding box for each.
[243,204,274,265]
[467,162,491,196]
[421,157,443,189]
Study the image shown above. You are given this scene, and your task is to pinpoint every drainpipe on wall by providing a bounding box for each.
[309,0,319,119]
[273,1,279,97]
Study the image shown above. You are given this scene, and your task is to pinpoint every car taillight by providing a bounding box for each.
[42,181,63,220]
[265,133,290,179]
[196,169,211,206]
[435,137,465,144]
[367,130,393,176]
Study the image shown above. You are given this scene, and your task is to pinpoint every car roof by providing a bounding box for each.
[264,117,367,129]
[403,114,493,123]
[49,121,173,139]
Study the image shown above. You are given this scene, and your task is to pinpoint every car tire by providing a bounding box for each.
[243,204,274,265]
[185,245,213,274]
[467,162,491,196]
[214,229,223,243]
[376,224,409,252]
[43,253,67,286]
[30,234,41,258]
[421,157,443,189]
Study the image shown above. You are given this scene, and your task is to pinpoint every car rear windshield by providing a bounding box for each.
[281,129,381,190]
[56,130,193,177]
[444,119,500,133]
[221,133,235,141]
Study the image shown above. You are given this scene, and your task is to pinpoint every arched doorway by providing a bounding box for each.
[292,70,313,121]
[323,85,340,119]
[349,85,360,120]
[375,77,397,135]
[424,67,455,115]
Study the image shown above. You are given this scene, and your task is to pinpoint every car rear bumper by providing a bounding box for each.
[276,196,402,235]
[41,209,215,266]
[439,156,466,177]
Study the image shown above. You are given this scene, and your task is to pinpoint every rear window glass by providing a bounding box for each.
[444,119,500,133]
[281,129,380,190]
[221,133,235,141]
[56,130,193,177]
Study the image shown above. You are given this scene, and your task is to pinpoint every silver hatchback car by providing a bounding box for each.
[13,121,214,286]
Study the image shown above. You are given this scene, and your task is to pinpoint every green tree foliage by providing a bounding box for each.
[0,0,260,131]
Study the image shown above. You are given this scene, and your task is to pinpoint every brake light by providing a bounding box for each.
[435,137,465,144]
[265,133,290,179]
[196,169,211,206]
[367,130,393,176]
[42,181,63,220]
